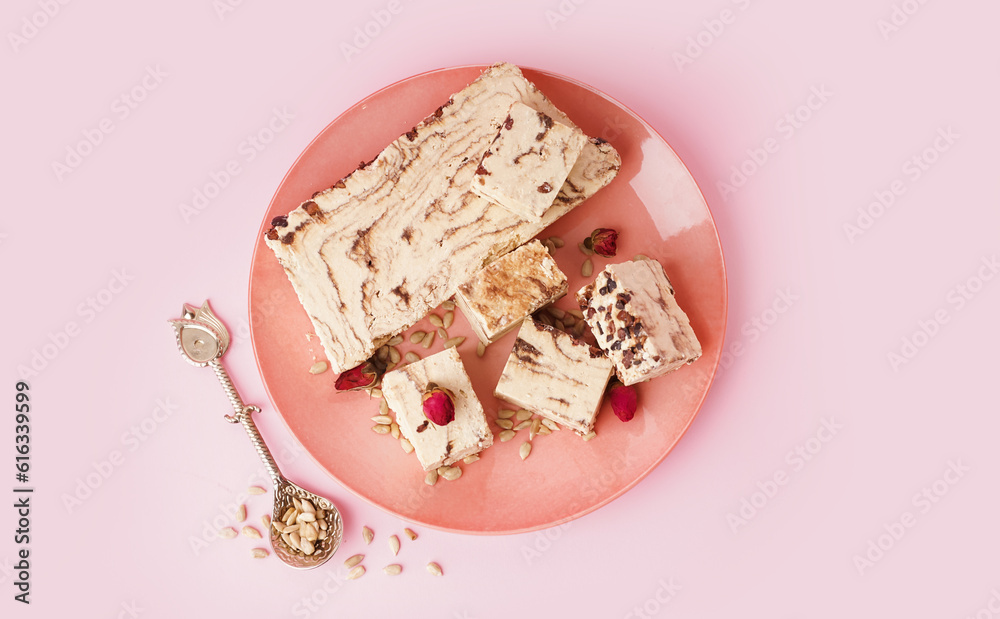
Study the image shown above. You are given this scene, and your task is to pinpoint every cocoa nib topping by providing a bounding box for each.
[607,279,617,291]
[475,162,490,175]
[333,179,346,189]
[405,127,418,141]
[503,115,513,130]
[615,300,625,310]
[265,228,279,241]
[537,182,552,193]
[281,233,294,245]
[534,112,553,141]
[416,420,429,433]
[587,307,596,319]
[611,341,622,351]
[271,215,289,228]
[594,137,609,145]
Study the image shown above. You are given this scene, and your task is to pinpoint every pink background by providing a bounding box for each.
[2,0,998,617]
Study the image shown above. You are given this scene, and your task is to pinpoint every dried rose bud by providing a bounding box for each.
[422,384,455,426]
[334,359,384,392]
[585,228,618,257]
[608,382,637,422]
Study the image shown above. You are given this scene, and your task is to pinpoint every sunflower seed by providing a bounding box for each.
[537,425,552,436]
[497,409,515,419]
[400,437,414,453]
[379,398,389,415]
[463,454,480,464]
[270,520,285,534]
[516,409,533,422]
[280,532,295,551]
[301,499,315,514]
[495,418,514,430]
[319,528,328,540]
[554,319,566,331]
[242,526,262,539]
[371,415,393,425]
[422,331,436,348]
[563,314,576,327]
[347,565,366,580]
[301,538,316,555]
[388,535,400,555]
[424,469,438,486]
[410,331,426,343]
[435,327,447,340]
[372,424,391,434]
[513,420,532,431]
[440,466,463,481]
[376,346,390,362]
[543,239,556,254]
[251,548,269,559]
[537,313,553,326]
[582,431,597,441]
[218,527,238,539]
[476,341,486,357]
[362,526,374,545]
[236,504,247,522]
[548,306,566,320]
[281,506,295,523]
[443,311,454,329]
[387,335,404,346]
[444,336,465,349]
[404,351,421,363]
[389,347,401,364]
[429,314,444,328]
[344,554,365,568]
[282,523,300,534]
[385,361,398,372]
[297,511,316,523]
[579,242,594,256]
[633,254,651,262]
[370,387,383,399]
[426,562,443,576]
[520,442,532,460]
[404,528,418,541]
[550,236,565,248]
[529,417,541,439]
[499,430,515,442]
[301,523,318,541]
[390,422,400,439]
[540,418,561,432]
[442,299,456,310]
[383,564,403,575]
[318,518,328,530]
[309,361,328,374]
[581,258,594,278]
[574,321,587,336]
[261,514,271,529]
[248,486,266,495]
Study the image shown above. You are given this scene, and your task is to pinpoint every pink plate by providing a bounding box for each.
[249,65,727,534]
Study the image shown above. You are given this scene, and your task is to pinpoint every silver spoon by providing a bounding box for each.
[169,300,343,569]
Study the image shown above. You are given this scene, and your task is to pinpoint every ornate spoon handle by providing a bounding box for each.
[209,359,284,486]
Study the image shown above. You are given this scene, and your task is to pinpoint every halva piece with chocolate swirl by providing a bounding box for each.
[381,347,493,471]
[471,101,587,220]
[494,318,613,434]
[577,260,701,386]
[264,62,620,373]
[455,240,568,344]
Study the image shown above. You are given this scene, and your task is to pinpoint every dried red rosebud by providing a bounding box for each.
[608,382,637,422]
[587,228,618,257]
[334,359,384,392]
[422,384,455,426]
